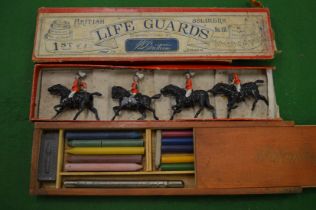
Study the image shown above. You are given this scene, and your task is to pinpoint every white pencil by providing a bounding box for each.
[155,130,162,169]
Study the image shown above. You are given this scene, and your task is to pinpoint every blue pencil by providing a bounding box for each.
[161,145,194,153]
[65,131,143,140]
[162,138,193,145]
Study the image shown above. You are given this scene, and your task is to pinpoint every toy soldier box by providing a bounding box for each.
[29,7,316,196]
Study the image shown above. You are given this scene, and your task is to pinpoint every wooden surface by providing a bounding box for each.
[30,121,316,195]
[34,120,293,129]
[32,187,303,196]
[195,126,316,189]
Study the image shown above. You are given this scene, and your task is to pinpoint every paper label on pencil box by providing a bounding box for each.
[34,10,274,59]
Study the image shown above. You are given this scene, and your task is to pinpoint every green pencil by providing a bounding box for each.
[68,139,144,147]
[160,163,194,171]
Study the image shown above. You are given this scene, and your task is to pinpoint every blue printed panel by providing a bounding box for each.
[125,38,179,52]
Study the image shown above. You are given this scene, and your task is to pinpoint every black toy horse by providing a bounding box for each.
[48,84,102,120]
[111,86,161,120]
[209,80,269,118]
[160,84,216,120]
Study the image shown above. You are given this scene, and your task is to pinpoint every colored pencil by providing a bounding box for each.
[161,154,194,163]
[66,147,145,155]
[65,131,142,140]
[67,139,144,147]
[161,145,193,153]
[161,130,193,138]
[155,130,162,169]
[160,163,194,171]
[66,155,143,163]
[161,138,193,145]
[64,180,184,188]
[64,163,143,171]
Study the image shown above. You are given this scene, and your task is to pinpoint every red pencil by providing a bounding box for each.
[66,155,143,163]
[162,130,193,138]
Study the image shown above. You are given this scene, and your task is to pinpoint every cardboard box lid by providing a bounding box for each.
[33,7,275,63]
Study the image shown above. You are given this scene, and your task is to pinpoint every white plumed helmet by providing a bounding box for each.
[77,71,87,78]
[185,71,195,77]
[135,72,144,80]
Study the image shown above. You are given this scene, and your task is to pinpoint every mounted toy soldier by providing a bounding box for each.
[210,72,268,118]
[185,71,195,97]
[68,71,87,98]
[232,72,241,92]
[48,70,102,120]
[129,72,144,104]
[160,71,216,120]
[111,71,161,120]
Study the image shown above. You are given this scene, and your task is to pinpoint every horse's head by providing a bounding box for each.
[210,83,235,96]
[111,86,130,99]
[160,84,185,97]
[48,84,70,97]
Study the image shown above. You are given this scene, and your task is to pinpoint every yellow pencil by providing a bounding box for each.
[66,147,145,155]
[161,154,194,163]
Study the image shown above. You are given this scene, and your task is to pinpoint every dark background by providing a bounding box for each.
[1,0,316,209]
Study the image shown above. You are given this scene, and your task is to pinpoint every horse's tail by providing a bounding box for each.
[91,92,102,96]
[151,94,161,100]
[255,80,264,84]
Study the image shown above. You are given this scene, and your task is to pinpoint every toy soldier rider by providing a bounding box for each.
[232,73,241,92]
[129,72,144,103]
[185,71,194,97]
[68,71,87,98]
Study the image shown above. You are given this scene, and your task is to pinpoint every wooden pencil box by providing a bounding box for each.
[29,7,316,196]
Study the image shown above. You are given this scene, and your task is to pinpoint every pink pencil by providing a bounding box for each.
[64,163,143,171]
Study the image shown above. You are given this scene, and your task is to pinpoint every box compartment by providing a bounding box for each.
[30,64,279,121]
[30,121,316,195]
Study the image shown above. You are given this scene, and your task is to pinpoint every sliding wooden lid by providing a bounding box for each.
[33,7,275,62]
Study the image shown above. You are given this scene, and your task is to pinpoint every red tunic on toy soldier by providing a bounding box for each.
[232,73,241,92]
[68,71,87,98]
[130,72,144,96]
[185,72,194,97]
[131,80,139,95]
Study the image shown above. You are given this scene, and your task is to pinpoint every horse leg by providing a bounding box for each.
[194,97,205,118]
[52,110,63,119]
[194,107,203,118]
[259,94,269,105]
[111,106,122,121]
[170,107,182,120]
[146,107,159,120]
[137,110,147,120]
[73,108,85,120]
[170,110,177,120]
[89,107,100,120]
[204,97,216,119]
[227,106,232,118]
[227,97,237,118]
[251,99,258,111]
[51,105,64,119]
[252,94,269,111]
[53,104,62,112]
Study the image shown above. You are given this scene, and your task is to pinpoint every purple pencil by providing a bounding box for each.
[162,130,193,138]
[64,163,143,171]
[66,155,143,163]
[161,145,194,153]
